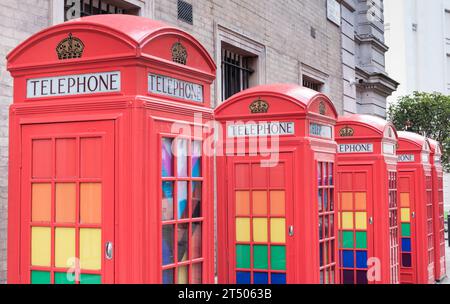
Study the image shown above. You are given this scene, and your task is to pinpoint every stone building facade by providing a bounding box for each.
[0,0,396,283]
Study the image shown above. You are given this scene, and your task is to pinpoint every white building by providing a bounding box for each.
[384,0,450,212]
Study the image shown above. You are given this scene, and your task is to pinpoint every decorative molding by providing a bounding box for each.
[171,42,187,65]
[56,33,84,60]
[249,99,269,114]
[339,126,354,137]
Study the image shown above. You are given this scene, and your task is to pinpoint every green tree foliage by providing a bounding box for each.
[388,92,450,171]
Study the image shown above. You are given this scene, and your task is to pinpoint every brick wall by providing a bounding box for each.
[155,0,344,109]
[0,0,50,283]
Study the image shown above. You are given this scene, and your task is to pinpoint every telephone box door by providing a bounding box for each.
[20,121,115,284]
[337,166,374,284]
[227,153,294,284]
[398,172,417,284]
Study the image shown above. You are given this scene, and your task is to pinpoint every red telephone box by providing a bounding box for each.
[7,15,216,284]
[397,132,434,284]
[335,115,399,284]
[215,84,339,284]
[429,139,447,282]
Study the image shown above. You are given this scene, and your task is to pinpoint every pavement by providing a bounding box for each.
[438,237,450,284]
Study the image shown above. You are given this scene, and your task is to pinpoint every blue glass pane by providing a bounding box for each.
[342,250,354,268]
[236,271,251,284]
[402,238,411,252]
[192,141,202,177]
[177,181,188,219]
[356,251,368,269]
[271,273,286,284]
[161,138,173,177]
[162,269,174,284]
[254,272,268,284]
[162,225,174,265]
[324,190,328,210]
[162,181,174,221]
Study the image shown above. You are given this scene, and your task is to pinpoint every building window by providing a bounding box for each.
[177,0,193,25]
[303,75,323,92]
[64,0,140,21]
[221,46,256,100]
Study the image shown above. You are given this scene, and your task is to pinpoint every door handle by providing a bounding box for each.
[288,225,294,236]
[412,212,416,219]
[369,217,374,225]
[105,242,113,260]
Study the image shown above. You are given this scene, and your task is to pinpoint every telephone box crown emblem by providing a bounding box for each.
[340,126,354,137]
[319,101,326,115]
[171,42,188,65]
[249,99,269,114]
[56,33,84,60]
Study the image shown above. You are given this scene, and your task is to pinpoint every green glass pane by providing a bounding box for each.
[79,274,102,284]
[31,271,50,284]
[402,223,411,237]
[342,231,354,249]
[253,245,268,270]
[356,231,367,249]
[54,272,75,284]
[236,245,251,269]
[270,245,286,270]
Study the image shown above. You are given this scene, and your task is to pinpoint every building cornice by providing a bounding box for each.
[356,67,400,97]
[355,34,389,53]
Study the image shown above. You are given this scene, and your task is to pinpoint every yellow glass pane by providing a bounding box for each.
[252,191,267,216]
[32,183,51,222]
[270,191,285,216]
[235,191,250,216]
[401,208,411,222]
[355,212,367,229]
[400,193,410,207]
[31,227,51,267]
[342,212,354,229]
[56,183,76,223]
[355,193,367,210]
[55,228,75,268]
[253,218,268,242]
[178,265,189,284]
[80,228,102,270]
[270,218,286,243]
[338,212,341,229]
[80,183,102,224]
[236,218,250,242]
[341,193,353,210]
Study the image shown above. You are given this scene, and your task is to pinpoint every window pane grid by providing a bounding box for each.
[318,162,336,284]
[161,137,203,284]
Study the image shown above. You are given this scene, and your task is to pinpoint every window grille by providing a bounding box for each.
[177,0,193,24]
[221,48,255,101]
[64,0,135,21]
[303,76,323,92]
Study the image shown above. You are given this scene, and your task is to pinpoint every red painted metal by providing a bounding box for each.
[335,114,399,284]
[215,84,339,284]
[428,139,446,282]
[397,132,434,284]
[7,15,216,284]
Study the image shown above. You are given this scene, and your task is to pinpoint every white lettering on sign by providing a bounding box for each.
[398,154,415,162]
[421,153,430,164]
[338,143,374,154]
[309,123,333,139]
[383,143,396,155]
[148,73,203,103]
[27,71,121,98]
[227,122,295,138]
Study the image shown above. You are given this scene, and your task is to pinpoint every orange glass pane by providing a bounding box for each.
[80,183,102,224]
[235,191,250,216]
[341,193,353,210]
[56,183,76,223]
[32,183,51,222]
[252,191,267,216]
[270,191,285,216]
[355,192,366,210]
[400,193,410,207]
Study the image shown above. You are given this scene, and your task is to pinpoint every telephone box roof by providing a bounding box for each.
[7,15,216,74]
[215,83,338,117]
[398,131,429,150]
[337,114,397,136]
